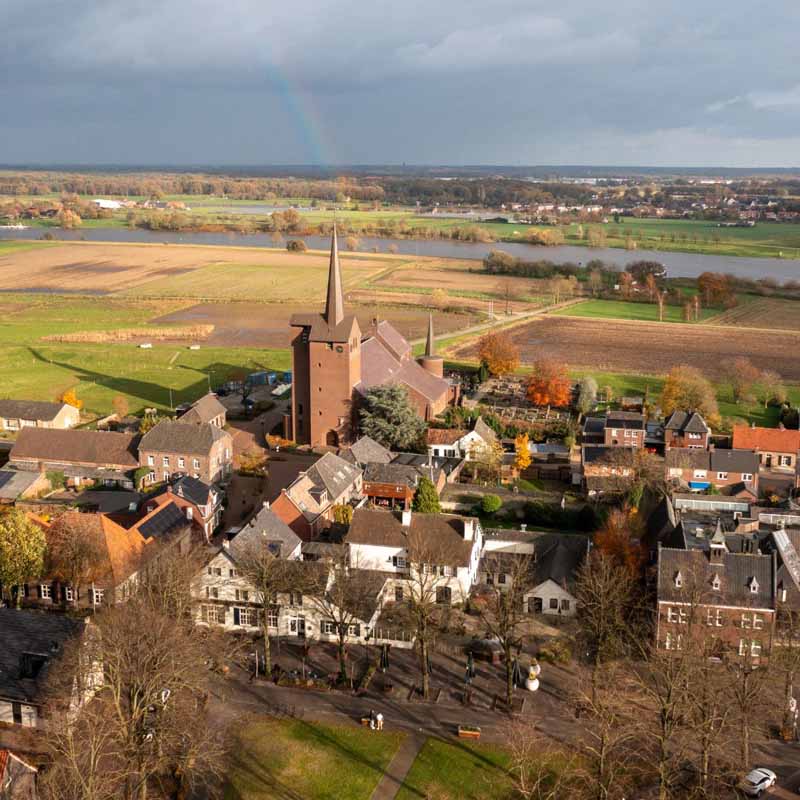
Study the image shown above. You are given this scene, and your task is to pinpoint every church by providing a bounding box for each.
[288,228,458,448]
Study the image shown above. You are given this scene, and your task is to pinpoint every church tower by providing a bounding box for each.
[289,227,362,447]
[417,313,444,378]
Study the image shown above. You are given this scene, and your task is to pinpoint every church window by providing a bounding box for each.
[336,346,344,353]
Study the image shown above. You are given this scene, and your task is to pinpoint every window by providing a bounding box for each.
[64,586,75,603]
[92,589,105,605]
[498,573,507,585]
[391,555,407,569]
[549,598,559,610]
[667,606,679,623]
[201,605,225,624]
[717,472,728,480]
[348,623,361,637]
[693,469,707,479]
[741,613,753,629]
[749,578,759,594]
[147,455,154,466]
[780,455,792,467]
[205,587,219,599]
[436,586,452,605]
[395,586,404,602]
[178,457,185,469]
[229,568,237,578]
[706,609,723,627]
[322,620,335,635]
[212,566,221,576]
[289,592,303,607]
[40,584,51,600]
[193,458,200,469]
[163,456,169,467]
[267,610,279,629]
[665,632,683,651]
[688,432,702,439]
[751,640,762,658]
[738,639,747,657]
[711,574,721,591]
[753,614,764,630]
[234,607,256,627]
[742,473,753,482]
[560,599,570,612]
[235,589,249,602]
[674,571,683,589]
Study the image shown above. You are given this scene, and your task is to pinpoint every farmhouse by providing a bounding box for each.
[289,228,456,448]
[0,399,80,432]
[177,392,227,427]
[9,428,139,487]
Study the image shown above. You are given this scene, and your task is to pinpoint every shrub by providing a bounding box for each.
[481,494,502,514]
[46,470,66,491]
[537,639,572,664]
[286,239,307,252]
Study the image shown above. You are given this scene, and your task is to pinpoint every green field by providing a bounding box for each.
[226,719,403,800]
[552,299,719,323]
[0,294,288,415]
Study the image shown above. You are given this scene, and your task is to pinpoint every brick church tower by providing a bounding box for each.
[289,228,361,447]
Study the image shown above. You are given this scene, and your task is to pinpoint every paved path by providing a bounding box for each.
[369,733,425,800]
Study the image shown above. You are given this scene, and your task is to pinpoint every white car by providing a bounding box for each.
[738,768,777,797]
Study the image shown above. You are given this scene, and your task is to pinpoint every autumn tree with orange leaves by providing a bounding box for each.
[594,507,645,576]
[526,359,571,407]
[477,332,520,376]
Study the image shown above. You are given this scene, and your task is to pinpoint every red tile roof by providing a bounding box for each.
[426,428,466,445]
[732,424,800,454]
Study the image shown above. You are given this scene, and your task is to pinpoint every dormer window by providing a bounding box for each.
[674,571,683,589]
[749,577,759,594]
[711,574,721,591]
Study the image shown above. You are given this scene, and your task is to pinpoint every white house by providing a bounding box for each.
[425,416,497,460]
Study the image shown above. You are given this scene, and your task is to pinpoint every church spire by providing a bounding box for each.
[425,313,435,357]
[324,225,344,327]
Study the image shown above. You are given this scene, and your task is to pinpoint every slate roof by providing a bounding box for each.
[229,504,302,560]
[665,448,759,474]
[390,452,462,477]
[137,501,188,541]
[0,399,68,422]
[605,411,645,430]
[180,393,226,425]
[657,547,775,608]
[665,410,710,434]
[10,428,139,469]
[582,444,636,464]
[346,508,477,566]
[286,452,361,520]
[345,436,393,466]
[289,312,359,343]
[374,320,411,361]
[170,475,215,507]
[363,462,442,489]
[0,469,40,500]
[0,609,84,704]
[139,420,229,455]
[733,424,800,454]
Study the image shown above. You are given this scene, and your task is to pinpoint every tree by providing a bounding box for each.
[44,597,226,800]
[505,719,576,800]
[476,553,534,708]
[46,512,106,602]
[57,209,82,229]
[526,359,571,407]
[645,273,658,302]
[481,494,502,514]
[514,433,531,472]
[576,376,598,415]
[59,388,83,410]
[359,384,426,451]
[627,260,666,283]
[619,271,633,299]
[660,365,720,426]
[477,332,520,376]
[593,507,644,575]
[138,413,165,434]
[112,395,129,419]
[697,271,732,306]
[344,235,360,251]
[597,447,666,507]
[588,269,603,297]
[467,437,505,483]
[332,503,354,525]
[721,356,761,405]
[759,369,787,408]
[286,239,307,252]
[0,510,46,608]
[412,476,441,514]
[430,288,447,309]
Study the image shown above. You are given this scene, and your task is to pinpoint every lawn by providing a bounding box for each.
[395,738,515,800]
[226,719,404,800]
[552,299,718,323]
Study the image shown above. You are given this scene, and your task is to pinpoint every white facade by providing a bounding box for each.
[525,578,577,617]
[427,430,483,460]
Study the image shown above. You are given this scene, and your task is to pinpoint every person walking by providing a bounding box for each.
[369,709,376,730]
[376,712,384,731]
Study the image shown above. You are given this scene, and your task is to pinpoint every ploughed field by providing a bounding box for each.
[708,297,800,331]
[451,316,800,381]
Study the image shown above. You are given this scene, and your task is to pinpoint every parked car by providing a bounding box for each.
[738,768,777,797]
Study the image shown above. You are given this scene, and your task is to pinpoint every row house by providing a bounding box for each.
[656,536,776,662]
[665,447,759,496]
[582,410,646,449]
[139,419,233,486]
[732,424,800,479]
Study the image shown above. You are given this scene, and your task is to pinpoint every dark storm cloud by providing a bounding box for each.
[2,0,799,165]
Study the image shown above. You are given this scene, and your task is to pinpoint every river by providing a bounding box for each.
[2,226,799,282]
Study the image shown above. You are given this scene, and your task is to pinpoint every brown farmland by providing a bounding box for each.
[153,302,480,348]
[451,316,800,381]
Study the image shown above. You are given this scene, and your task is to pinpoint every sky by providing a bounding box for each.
[2,0,799,167]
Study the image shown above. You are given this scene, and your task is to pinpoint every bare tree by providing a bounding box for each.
[726,652,769,767]
[505,718,576,800]
[474,552,535,709]
[46,511,106,603]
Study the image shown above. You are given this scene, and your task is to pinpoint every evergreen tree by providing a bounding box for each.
[412,476,441,513]
[359,384,426,451]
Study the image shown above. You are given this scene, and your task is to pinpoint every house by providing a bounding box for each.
[345,508,483,604]
[579,445,637,495]
[9,428,139,488]
[665,447,759,495]
[144,475,223,540]
[361,461,446,509]
[0,399,80,432]
[289,229,456,448]
[582,411,645,449]
[425,416,497,460]
[0,609,89,729]
[0,470,48,504]
[0,750,38,799]
[732,424,800,473]
[480,529,589,617]
[340,435,393,467]
[271,452,363,539]
[138,420,233,485]
[656,541,776,661]
[664,411,711,450]
[177,393,227,428]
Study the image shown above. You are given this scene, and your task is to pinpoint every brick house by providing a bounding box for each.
[656,539,776,662]
[0,399,80,432]
[271,451,363,539]
[664,411,710,450]
[732,424,800,473]
[582,411,645,448]
[139,420,232,485]
[665,447,759,495]
[362,461,446,510]
[9,428,139,488]
[142,475,224,541]
[178,393,227,428]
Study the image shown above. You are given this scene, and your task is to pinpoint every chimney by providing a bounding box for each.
[520,523,527,532]
[222,538,230,550]
[463,518,476,541]
[262,500,270,509]
[401,509,412,528]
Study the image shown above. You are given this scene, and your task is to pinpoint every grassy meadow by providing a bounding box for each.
[551,298,719,323]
